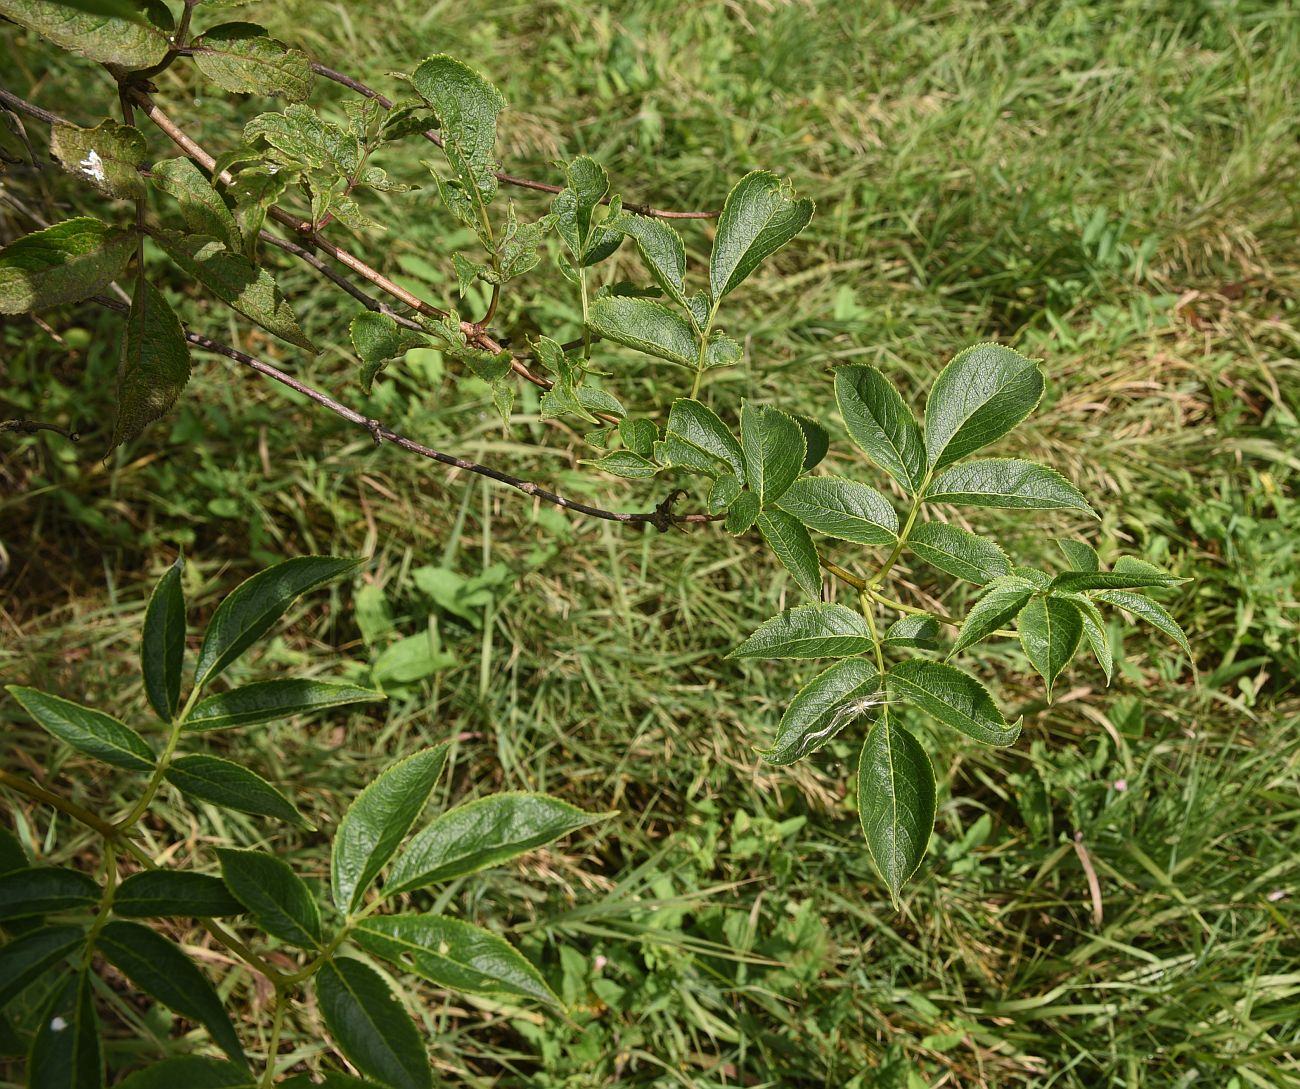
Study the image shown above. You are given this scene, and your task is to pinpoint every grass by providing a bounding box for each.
[2,0,1300,1085]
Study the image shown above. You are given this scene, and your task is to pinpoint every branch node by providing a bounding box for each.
[365,419,384,446]
[651,489,688,532]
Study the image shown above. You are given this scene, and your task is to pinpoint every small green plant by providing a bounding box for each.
[1,556,603,1087]
[0,1,1191,914]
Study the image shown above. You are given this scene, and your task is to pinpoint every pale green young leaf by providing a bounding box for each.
[727,602,873,660]
[887,659,1021,746]
[617,214,688,306]
[1017,595,1083,697]
[98,921,246,1068]
[761,658,879,765]
[908,521,1010,585]
[709,170,813,300]
[833,365,927,493]
[216,849,322,949]
[0,926,84,1007]
[0,866,98,919]
[150,159,243,253]
[28,970,101,1089]
[619,417,657,456]
[740,402,804,506]
[192,23,313,101]
[354,914,558,1005]
[1056,539,1100,572]
[113,871,244,918]
[1097,590,1192,659]
[926,458,1096,515]
[111,275,193,451]
[385,793,603,896]
[857,719,936,904]
[141,557,185,722]
[331,745,450,914]
[0,218,134,315]
[883,614,943,649]
[704,330,743,369]
[0,0,168,66]
[924,343,1044,470]
[316,957,430,1089]
[194,556,362,689]
[775,476,898,547]
[757,508,821,598]
[6,686,155,771]
[664,398,745,480]
[587,295,698,367]
[186,679,385,732]
[50,118,145,199]
[164,755,307,827]
[950,577,1036,653]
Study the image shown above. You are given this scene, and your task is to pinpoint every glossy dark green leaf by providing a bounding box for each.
[1017,596,1083,697]
[50,118,146,199]
[616,214,686,303]
[97,920,246,1068]
[385,793,603,896]
[1048,570,1179,593]
[111,273,193,450]
[728,603,873,660]
[776,476,898,546]
[663,398,745,479]
[150,158,242,252]
[1058,592,1113,684]
[618,417,658,457]
[113,871,243,918]
[1097,591,1192,659]
[950,576,1036,653]
[186,679,385,733]
[355,914,557,1004]
[165,755,307,827]
[834,365,927,493]
[587,295,697,367]
[216,849,321,948]
[0,217,135,315]
[709,170,813,300]
[1056,539,1100,572]
[6,686,155,771]
[0,825,29,874]
[141,557,186,723]
[28,969,101,1089]
[154,230,315,353]
[926,459,1096,515]
[116,1056,255,1089]
[194,556,362,689]
[724,491,760,535]
[0,926,84,1006]
[792,414,830,471]
[882,614,943,650]
[331,745,450,914]
[708,473,742,515]
[908,521,1010,585]
[756,508,821,598]
[887,659,1021,746]
[923,343,1044,470]
[857,719,935,904]
[192,23,313,101]
[0,0,168,66]
[762,658,879,765]
[0,868,96,920]
[740,402,804,506]
[316,957,431,1089]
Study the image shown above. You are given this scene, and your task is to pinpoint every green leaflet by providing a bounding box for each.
[1058,592,1114,684]
[709,170,814,301]
[724,491,760,534]
[728,602,873,660]
[1097,590,1193,659]
[907,521,1010,585]
[384,793,603,896]
[164,755,308,827]
[1048,570,1179,593]
[0,0,169,67]
[194,556,362,689]
[926,459,1096,515]
[28,970,102,1089]
[757,508,821,599]
[186,679,385,732]
[150,158,243,253]
[349,312,429,392]
[0,926,85,1007]
[50,118,146,199]
[585,450,659,478]
[1056,539,1100,572]
[792,414,831,471]
[857,718,936,904]
[316,957,431,1089]
[0,217,135,315]
[882,614,943,650]
[887,659,1021,746]
[191,22,314,101]
[663,398,745,479]
[708,473,743,514]
[217,849,322,949]
[552,157,621,266]
[923,343,1044,471]
[331,745,450,913]
[0,866,99,919]
[619,417,658,456]
[776,476,898,546]
[6,685,155,771]
[740,401,805,506]
[113,871,245,919]
[110,274,193,451]
[833,365,927,493]
[244,105,362,178]
[115,1057,255,1089]
[617,214,688,305]
[97,920,246,1068]
[1017,595,1083,697]
[354,914,558,1004]
[950,576,1036,653]
[762,658,879,765]
[587,295,698,367]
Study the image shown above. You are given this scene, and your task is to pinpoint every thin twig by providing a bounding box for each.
[0,419,79,441]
